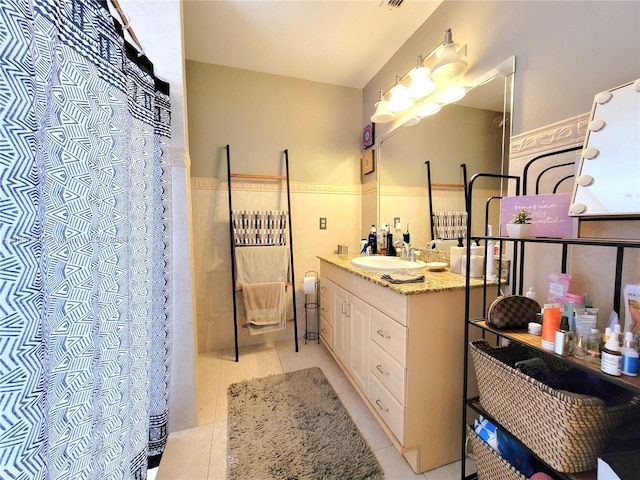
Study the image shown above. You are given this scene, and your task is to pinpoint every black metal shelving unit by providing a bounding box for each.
[460,159,640,479]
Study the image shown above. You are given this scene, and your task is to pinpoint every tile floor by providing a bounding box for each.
[157,339,475,480]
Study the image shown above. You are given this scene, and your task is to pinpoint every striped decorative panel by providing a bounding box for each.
[232,210,288,246]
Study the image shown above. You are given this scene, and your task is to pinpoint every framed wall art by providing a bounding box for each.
[362,123,375,149]
[362,149,375,175]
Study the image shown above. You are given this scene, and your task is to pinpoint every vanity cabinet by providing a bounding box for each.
[320,258,491,474]
[330,281,370,392]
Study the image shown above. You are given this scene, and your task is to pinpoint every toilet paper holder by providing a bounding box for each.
[303,271,320,344]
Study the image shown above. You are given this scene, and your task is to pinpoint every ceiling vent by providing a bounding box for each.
[382,0,404,8]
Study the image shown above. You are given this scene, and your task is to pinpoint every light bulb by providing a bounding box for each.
[387,77,413,112]
[407,56,436,99]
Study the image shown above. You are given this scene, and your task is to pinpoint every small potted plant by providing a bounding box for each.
[506,208,532,238]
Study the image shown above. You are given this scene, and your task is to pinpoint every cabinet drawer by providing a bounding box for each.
[368,373,405,443]
[319,276,332,303]
[370,308,407,366]
[320,302,332,326]
[369,340,406,405]
[320,316,333,346]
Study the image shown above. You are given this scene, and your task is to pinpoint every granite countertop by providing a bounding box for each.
[318,253,492,296]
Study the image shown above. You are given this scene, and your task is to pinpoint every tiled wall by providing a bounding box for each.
[191,177,362,352]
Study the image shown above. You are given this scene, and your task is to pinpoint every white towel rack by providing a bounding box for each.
[226,145,299,361]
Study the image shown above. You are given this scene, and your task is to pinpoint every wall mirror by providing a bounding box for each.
[373,57,514,250]
[570,79,640,217]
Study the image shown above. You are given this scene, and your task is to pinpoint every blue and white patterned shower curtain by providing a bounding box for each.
[0,0,172,478]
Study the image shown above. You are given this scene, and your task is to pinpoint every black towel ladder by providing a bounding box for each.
[225,145,299,362]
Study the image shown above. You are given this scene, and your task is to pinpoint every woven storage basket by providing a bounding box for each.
[467,426,528,480]
[470,340,640,473]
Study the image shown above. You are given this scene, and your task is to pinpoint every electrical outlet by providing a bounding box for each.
[319,217,327,230]
[394,217,401,228]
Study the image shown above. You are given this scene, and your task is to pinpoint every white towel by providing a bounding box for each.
[235,246,289,287]
[242,282,286,335]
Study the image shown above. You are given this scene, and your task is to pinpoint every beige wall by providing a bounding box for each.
[186,61,362,183]
[186,62,364,351]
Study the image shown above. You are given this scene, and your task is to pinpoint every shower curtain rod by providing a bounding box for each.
[109,0,145,55]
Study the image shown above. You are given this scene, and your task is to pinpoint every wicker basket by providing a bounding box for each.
[469,339,640,473]
[467,426,528,480]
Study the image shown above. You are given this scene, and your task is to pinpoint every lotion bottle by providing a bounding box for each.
[621,331,639,376]
[601,330,622,376]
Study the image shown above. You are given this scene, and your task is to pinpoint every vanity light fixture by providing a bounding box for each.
[387,75,413,112]
[406,55,437,99]
[369,28,468,124]
[371,90,395,123]
[431,28,468,82]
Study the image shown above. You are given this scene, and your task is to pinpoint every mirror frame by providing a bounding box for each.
[569,78,640,217]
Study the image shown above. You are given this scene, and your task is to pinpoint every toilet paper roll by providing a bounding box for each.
[303,276,316,294]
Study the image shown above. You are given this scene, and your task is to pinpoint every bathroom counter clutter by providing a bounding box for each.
[317,253,491,295]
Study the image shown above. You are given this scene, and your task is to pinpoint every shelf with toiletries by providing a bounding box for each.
[468,319,640,392]
[463,234,640,480]
[461,166,640,480]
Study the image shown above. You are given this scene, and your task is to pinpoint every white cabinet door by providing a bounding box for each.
[332,284,350,368]
[349,294,370,393]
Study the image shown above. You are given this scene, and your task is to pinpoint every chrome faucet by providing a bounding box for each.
[393,240,414,261]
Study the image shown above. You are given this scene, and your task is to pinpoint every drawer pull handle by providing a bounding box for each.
[376,329,391,339]
[376,364,389,376]
[375,399,389,413]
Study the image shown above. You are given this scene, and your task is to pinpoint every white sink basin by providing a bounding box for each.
[351,256,427,270]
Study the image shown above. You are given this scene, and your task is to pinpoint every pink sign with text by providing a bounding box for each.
[500,194,575,238]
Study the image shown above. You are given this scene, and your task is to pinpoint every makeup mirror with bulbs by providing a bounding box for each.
[374,57,515,249]
[569,79,640,217]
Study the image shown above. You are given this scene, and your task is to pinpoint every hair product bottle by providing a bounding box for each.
[368,225,377,255]
[541,304,561,352]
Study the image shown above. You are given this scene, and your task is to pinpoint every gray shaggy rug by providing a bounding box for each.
[227,367,384,480]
